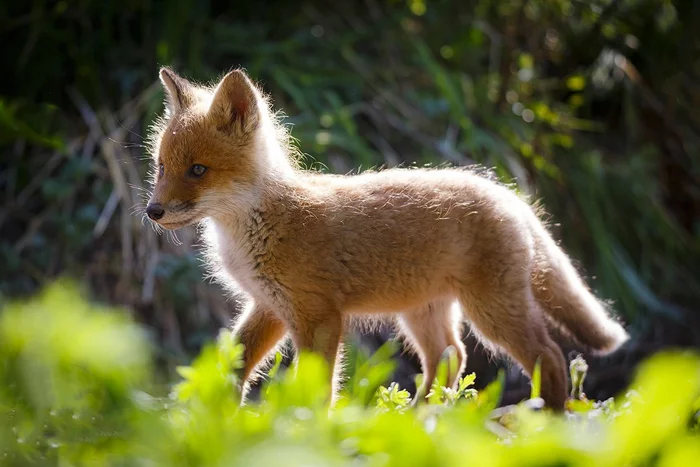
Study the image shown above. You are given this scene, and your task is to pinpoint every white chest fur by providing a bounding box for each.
[203,218,258,295]
[203,217,290,312]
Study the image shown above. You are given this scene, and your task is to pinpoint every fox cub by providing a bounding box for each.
[145,67,628,410]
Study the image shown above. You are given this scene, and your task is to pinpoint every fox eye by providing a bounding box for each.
[189,164,207,177]
[158,163,164,178]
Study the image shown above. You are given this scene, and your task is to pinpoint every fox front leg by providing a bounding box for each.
[288,312,345,405]
[232,302,287,404]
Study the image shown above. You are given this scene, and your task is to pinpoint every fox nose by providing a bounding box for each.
[146,203,165,220]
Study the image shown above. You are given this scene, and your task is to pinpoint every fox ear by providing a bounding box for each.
[159,67,195,115]
[207,70,260,135]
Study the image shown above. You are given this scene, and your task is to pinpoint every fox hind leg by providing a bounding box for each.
[459,282,568,410]
[397,299,466,403]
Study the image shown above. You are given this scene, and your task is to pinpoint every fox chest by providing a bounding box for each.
[213,229,289,308]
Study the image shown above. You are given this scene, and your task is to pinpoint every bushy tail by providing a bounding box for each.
[530,222,629,354]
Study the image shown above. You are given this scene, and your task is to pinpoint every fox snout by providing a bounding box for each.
[146,203,165,221]
[144,193,199,228]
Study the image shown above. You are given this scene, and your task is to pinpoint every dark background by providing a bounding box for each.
[2,0,699,402]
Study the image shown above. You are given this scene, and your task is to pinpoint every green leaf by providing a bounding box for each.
[566,75,586,91]
[531,357,542,400]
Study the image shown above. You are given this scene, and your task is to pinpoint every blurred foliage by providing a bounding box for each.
[1,0,700,361]
[1,282,700,466]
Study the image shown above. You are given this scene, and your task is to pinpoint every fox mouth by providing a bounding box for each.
[156,217,198,230]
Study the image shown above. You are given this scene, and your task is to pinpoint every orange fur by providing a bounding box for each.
[145,68,629,410]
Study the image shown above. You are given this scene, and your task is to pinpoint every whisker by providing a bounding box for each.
[108,137,147,149]
[128,184,153,194]
[150,220,163,234]
[169,230,183,246]
[116,117,145,141]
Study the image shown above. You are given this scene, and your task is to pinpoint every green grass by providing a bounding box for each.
[1,281,699,466]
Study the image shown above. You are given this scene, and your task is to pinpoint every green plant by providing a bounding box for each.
[2,281,699,466]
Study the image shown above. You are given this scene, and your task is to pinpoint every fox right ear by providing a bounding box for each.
[207,70,260,136]
[159,67,195,115]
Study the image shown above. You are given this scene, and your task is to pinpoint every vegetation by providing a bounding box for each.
[1,282,699,466]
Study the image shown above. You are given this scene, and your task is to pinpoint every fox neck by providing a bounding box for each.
[212,126,298,222]
[202,146,301,295]
[204,120,302,247]
[253,109,296,178]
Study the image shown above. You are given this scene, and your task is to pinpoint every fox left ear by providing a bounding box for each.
[159,67,196,115]
[207,70,260,135]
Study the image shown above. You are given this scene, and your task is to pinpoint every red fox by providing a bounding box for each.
[145,67,629,410]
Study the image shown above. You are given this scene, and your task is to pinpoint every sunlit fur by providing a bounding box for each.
[146,67,629,410]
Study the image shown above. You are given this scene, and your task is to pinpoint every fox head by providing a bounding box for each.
[145,67,276,230]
